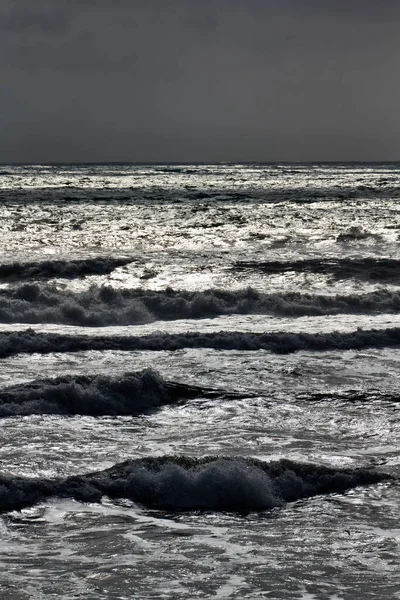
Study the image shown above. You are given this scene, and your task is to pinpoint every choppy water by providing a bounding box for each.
[0,163,399,599]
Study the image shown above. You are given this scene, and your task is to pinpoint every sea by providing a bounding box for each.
[0,162,399,599]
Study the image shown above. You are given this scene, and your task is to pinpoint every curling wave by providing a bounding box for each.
[2,285,400,326]
[234,257,400,283]
[0,370,242,417]
[0,257,133,281]
[0,456,391,513]
[1,327,400,357]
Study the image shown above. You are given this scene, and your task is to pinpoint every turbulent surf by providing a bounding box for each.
[0,163,399,599]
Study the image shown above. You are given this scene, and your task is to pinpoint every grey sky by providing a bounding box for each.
[1,0,399,162]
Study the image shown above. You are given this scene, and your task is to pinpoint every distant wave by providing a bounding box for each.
[0,257,133,281]
[1,184,400,205]
[3,285,400,326]
[0,370,243,417]
[0,456,391,513]
[2,327,400,357]
[234,257,400,283]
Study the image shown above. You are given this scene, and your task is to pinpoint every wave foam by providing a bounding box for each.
[0,457,391,513]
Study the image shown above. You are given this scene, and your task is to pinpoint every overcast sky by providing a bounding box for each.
[1,0,399,162]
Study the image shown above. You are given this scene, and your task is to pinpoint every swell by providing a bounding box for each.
[234,257,400,283]
[2,327,400,357]
[0,456,392,513]
[2,285,400,326]
[0,257,133,281]
[0,370,243,417]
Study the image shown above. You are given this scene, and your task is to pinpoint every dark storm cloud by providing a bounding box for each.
[0,0,82,36]
[1,0,399,161]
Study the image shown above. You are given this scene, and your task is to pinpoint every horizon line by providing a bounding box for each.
[1,160,400,166]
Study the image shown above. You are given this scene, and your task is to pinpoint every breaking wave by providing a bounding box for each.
[0,456,391,513]
[3,285,400,326]
[0,370,243,417]
[2,327,400,357]
[234,257,400,283]
[0,257,133,281]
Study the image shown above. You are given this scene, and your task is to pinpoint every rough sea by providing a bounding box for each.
[0,163,399,599]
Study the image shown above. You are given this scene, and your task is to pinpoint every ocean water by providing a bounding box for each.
[0,163,399,599]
